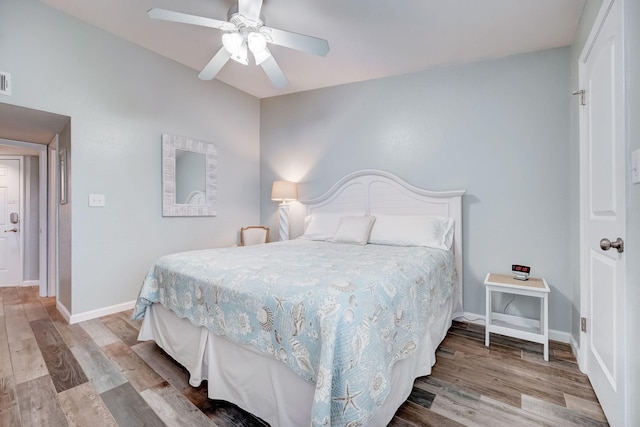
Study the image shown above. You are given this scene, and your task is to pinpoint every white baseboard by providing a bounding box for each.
[22,280,40,287]
[68,300,136,325]
[571,334,586,373]
[549,329,572,345]
[456,311,572,344]
[56,300,71,323]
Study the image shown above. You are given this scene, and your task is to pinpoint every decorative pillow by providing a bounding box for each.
[332,216,376,245]
[299,213,347,241]
[368,214,454,250]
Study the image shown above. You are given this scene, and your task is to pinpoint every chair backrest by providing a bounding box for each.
[240,226,269,246]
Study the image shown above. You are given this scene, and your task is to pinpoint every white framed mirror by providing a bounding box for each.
[161,133,217,216]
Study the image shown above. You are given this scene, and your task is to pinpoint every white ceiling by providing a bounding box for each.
[41,0,586,99]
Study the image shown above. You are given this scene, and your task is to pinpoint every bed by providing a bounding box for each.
[133,170,464,426]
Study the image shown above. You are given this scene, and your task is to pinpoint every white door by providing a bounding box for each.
[0,158,22,286]
[580,0,626,425]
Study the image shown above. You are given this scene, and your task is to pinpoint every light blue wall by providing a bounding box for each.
[0,0,261,314]
[261,48,573,332]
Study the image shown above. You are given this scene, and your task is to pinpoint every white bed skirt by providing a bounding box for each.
[138,296,454,426]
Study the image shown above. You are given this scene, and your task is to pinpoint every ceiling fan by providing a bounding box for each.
[148,0,330,88]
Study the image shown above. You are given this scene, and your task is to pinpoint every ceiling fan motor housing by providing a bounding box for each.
[227,5,264,28]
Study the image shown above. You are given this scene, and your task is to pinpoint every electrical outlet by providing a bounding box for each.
[88,194,105,207]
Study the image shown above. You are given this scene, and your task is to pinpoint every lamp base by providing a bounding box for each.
[278,203,290,241]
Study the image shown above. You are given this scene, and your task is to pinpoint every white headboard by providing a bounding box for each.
[299,169,465,314]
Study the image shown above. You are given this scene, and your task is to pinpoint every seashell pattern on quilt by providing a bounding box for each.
[133,239,455,426]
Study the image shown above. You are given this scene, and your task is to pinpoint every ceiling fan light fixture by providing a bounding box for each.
[248,32,266,50]
[222,32,249,65]
[222,32,243,54]
[231,42,249,65]
[248,32,271,65]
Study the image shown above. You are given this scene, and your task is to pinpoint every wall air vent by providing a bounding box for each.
[0,71,11,96]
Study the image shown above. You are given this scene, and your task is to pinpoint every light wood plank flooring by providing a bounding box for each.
[0,286,608,426]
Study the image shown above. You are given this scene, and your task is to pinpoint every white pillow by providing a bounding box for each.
[368,214,454,250]
[299,214,346,241]
[332,216,376,245]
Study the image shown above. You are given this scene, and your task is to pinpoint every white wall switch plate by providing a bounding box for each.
[88,194,105,207]
[632,149,640,185]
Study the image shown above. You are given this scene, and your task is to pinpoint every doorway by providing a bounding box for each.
[0,139,50,295]
[0,103,70,314]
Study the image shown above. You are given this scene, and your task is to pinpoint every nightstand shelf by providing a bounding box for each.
[484,272,550,361]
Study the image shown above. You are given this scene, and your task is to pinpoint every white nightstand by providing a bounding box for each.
[484,272,550,361]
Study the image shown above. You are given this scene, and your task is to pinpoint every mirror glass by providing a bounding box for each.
[175,149,206,205]
[161,134,217,217]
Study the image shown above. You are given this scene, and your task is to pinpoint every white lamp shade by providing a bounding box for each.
[271,180,297,202]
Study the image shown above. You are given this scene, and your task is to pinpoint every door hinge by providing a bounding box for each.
[572,89,585,106]
[581,317,587,332]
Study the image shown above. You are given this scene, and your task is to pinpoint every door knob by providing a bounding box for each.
[600,237,624,253]
[3,228,17,233]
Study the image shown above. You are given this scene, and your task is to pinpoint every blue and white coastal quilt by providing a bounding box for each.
[133,239,455,426]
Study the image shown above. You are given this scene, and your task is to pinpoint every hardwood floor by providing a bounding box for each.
[0,286,608,426]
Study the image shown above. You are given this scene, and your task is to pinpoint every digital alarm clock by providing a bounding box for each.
[512,264,531,280]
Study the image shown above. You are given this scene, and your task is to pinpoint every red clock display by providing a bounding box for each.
[512,265,531,274]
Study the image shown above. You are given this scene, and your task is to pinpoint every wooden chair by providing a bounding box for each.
[240,226,270,246]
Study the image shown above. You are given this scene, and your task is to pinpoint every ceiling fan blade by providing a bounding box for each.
[261,27,329,57]
[238,0,263,23]
[198,48,232,80]
[260,55,288,88]
[148,8,234,31]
